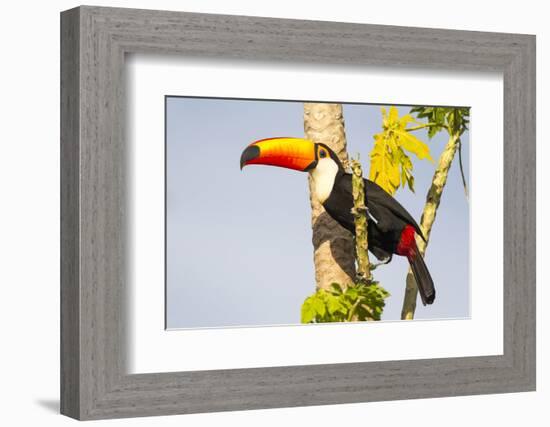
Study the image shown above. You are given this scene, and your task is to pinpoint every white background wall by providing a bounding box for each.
[0,0,546,425]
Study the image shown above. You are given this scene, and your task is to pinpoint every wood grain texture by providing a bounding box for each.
[60,7,80,419]
[60,5,536,420]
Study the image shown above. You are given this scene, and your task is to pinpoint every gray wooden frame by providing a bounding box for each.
[60,5,536,421]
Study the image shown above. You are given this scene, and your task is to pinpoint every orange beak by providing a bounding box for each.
[240,137,317,172]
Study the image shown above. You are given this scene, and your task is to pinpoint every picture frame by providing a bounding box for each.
[60,5,536,420]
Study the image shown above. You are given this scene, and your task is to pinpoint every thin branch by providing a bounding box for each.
[405,122,437,132]
[347,298,362,322]
[349,157,372,283]
[457,138,469,201]
[400,133,460,320]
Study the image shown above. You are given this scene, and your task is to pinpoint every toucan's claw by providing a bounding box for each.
[369,255,393,271]
[351,206,369,217]
[355,271,372,284]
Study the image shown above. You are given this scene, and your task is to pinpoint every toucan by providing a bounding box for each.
[240,137,435,305]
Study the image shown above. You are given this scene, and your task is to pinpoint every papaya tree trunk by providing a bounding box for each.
[304,103,356,290]
[401,133,460,319]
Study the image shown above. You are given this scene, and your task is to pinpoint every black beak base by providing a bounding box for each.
[240,145,260,170]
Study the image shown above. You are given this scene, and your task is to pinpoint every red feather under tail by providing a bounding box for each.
[398,225,436,306]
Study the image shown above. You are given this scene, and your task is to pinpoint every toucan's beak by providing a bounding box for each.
[240,137,317,172]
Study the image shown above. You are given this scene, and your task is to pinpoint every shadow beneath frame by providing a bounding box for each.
[35,399,59,414]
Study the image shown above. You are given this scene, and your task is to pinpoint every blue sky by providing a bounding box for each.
[166,97,470,328]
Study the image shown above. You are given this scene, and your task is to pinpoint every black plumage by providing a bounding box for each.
[323,171,422,258]
[322,167,435,305]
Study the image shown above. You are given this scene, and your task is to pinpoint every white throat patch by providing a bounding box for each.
[310,157,339,204]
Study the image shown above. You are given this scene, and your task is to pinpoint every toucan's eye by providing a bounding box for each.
[319,149,327,158]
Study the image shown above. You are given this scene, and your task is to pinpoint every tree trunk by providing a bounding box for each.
[304,103,356,290]
[401,134,460,319]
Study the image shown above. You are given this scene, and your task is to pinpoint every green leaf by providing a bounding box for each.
[301,298,316,323]
[301,282,390,323]
[410,106,470,139]
[330,282,343,295]
[312,297,326,317]
[346,287,359,300]
[326,294,344,315]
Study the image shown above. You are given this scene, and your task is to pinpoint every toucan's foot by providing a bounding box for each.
[369,255,392,270]
[355,271,372,284]
[351,206,369,217]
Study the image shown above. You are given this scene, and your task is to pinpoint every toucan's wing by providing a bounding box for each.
[363,178,426,241]
[333,174,423,239]
[327,173,425,242]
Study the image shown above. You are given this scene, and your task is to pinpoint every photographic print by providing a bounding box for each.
[166,97,470,329]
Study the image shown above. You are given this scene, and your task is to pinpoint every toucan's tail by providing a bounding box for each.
[407,246,435,305]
